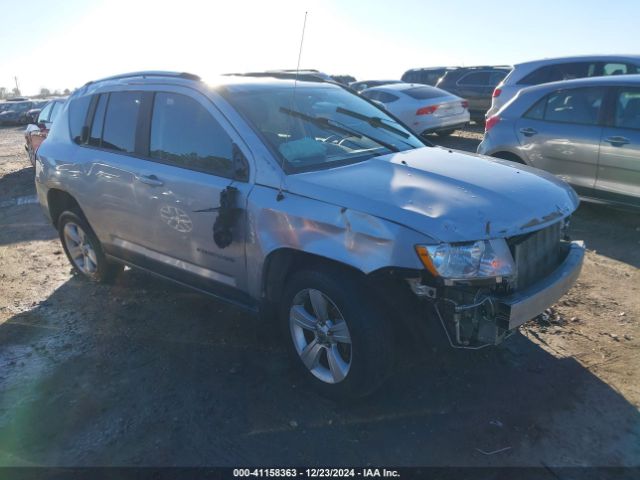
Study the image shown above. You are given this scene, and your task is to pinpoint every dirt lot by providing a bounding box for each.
[0,125,639,467]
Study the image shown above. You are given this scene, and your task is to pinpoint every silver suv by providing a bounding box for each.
[36,71,585,399]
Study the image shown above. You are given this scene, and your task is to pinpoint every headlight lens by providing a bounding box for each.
[415,239,515,279]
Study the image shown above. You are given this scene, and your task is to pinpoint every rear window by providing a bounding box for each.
[404,86,446,100]
[68,95,92,144]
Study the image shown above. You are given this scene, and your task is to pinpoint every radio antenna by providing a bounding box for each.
[277,10,308,201]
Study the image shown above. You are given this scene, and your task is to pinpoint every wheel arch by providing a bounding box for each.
[47,188,83,228]
[261,248,366,305]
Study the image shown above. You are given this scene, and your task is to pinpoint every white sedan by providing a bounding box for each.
[361,83,470,137]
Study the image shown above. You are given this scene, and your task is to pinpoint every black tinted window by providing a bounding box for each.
[362,91,398,103]
[615,89,640,130]
[68,94,92,144]
[457,71,491,86]
[543,87,605,125]
[404,86,446,100]
[150,93,235,178]
[89,94,108,147]
[520,62,596,85]
[101,92,142,153]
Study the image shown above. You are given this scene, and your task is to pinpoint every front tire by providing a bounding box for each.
[436,129,455,137]
[58,210,122,283]
[280,266,394,400]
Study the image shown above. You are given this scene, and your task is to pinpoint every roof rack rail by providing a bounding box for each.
[225,70,335,83]
[84,71,201,86]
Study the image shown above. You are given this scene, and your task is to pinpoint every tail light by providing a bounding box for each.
[492,88,502,98]
[416,105,439,115]
[461,100,469,109]
[485,115,500,133]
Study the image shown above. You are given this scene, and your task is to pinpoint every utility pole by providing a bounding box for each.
[14,76,20,96]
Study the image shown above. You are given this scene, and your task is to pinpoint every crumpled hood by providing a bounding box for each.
[285,146,579,243]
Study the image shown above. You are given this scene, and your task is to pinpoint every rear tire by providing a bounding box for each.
[58,210,122,283]
[280,266,394,400]
[436,129,455,137]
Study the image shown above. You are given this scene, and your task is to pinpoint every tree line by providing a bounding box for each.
[0,87,72,100]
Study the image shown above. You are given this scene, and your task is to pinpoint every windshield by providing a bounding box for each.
[222,84,425,173]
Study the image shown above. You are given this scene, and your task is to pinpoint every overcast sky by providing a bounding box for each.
[1,0,639,95]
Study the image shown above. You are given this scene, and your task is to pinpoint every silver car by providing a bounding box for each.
[360,83,470,136]
[478,75,640,208]
[36,71,584,399]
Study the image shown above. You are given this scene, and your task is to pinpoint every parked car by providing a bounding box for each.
[361,83,470,136]
[487,55,640,119]
[331,75,356,85]
[435,66,511,121]
[350,79,402,93]
[36,71,584,399]
[401,67,457,86]
[23,100,50,125]
[0,100,34,125]
[478,75,640,208]
[25,98,66,166]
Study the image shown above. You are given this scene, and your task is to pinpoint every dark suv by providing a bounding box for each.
[436,66,511,121]
[401,67,457,87]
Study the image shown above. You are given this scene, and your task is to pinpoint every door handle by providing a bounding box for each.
[519,127,538,137]
[137,174,164,187]
[605,136,630,146]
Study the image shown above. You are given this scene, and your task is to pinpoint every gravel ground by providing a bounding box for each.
[0,125,639,467]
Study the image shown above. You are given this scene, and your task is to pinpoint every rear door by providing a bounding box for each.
[515,86,606,196]
[596,87,640,206]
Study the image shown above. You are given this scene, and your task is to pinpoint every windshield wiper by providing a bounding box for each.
[335,107,411,139]
[279,107,400,153]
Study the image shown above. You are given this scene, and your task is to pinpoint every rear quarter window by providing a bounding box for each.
[68,95,92,144]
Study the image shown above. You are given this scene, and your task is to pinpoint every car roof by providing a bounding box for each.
[515,54,640,68]
[519,73,640,95]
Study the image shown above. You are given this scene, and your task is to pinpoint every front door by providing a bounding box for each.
[129,89,253,298]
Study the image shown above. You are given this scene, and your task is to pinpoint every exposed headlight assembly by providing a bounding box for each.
[415,239,515,280]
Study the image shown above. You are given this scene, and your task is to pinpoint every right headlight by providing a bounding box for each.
[415,238,515,280]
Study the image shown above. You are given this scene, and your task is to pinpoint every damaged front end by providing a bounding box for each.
[408,219,585,349]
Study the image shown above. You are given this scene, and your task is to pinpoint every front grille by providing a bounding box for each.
[509,222,562,290]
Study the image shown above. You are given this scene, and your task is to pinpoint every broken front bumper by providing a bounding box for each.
[434,241,585,349]
[498,241,585,330]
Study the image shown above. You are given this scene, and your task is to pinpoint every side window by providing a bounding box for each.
[378,92,399,103]
[614,89,640,130]
[49,101,63,124]
[361,90,379,101]
[519,66,552,85]
[37,102,53,124]
[149,92,235,178]
[549,62,594,82]
[543,87,605,125]
[457,71,491,86]
[101,92,142,153]
[89,94,108,147]
[524,97,546,120]
[68,94,92,144]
